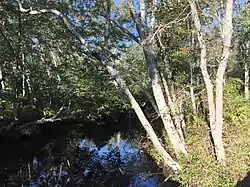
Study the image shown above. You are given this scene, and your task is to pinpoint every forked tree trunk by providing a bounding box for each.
[189,0,218,160]
[189,0,233,162]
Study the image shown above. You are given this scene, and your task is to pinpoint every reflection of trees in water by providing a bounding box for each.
[4,136,162,186]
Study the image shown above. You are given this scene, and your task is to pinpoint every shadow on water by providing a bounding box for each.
[0,113,180,186]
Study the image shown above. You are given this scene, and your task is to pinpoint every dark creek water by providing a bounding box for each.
[0,119,180,186]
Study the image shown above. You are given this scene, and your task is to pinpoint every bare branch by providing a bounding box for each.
[127,0,145,39]
[111,20,140,44]
[150,5,190,42]
[17,1,87,48]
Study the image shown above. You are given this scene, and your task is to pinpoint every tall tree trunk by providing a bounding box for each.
[189,0,216,159]
[244,42,249,100]
[145,50,186,155]
[214,0,233,161]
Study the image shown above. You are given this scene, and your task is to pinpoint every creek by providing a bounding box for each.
[0,114,180,186]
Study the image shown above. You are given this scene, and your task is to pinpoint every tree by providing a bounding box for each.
[188,0,234,161]
[125,0,187,156]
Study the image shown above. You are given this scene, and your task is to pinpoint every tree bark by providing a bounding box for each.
[0,68,4,93]
[244,42,249,100]
[190,32,197,115]
[146,51,186,155]
[190,64,196,114]
[189,0,217,159]
[215,0,233,161]
[189,0,233,161]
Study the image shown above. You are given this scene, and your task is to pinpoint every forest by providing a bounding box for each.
[0,0,250,186]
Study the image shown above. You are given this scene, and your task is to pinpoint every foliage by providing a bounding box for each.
[0,0,129,123]
[171,79,250,186]
[147,78,250,186]
[223,78,250,124]
[173,119,232,187]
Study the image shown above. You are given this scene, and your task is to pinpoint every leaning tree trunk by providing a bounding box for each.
[144,49,186,156]
[138,0,186,156]
[103,0,181,170]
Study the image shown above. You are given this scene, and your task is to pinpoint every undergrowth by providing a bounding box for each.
[149,78,250,186]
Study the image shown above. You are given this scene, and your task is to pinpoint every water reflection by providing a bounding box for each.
[79,137,162,187]
[4,134,165,186]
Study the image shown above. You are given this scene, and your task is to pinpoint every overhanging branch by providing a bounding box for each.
[17,1,87,49]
